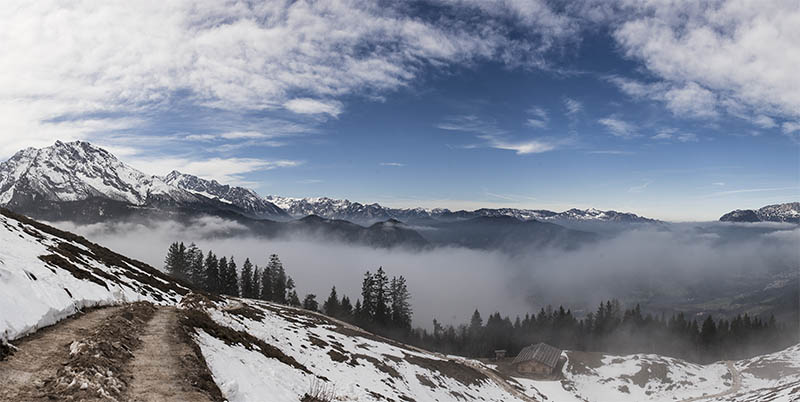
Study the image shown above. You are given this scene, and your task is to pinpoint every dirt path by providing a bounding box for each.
[125,307,216,402]
[0,306,124,401]
[680,361,742,402]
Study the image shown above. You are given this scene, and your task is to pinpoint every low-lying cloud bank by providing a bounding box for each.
[54,218,799,328]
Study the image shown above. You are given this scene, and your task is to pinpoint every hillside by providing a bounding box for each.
[720,203,800,223]
[0,210,797,401]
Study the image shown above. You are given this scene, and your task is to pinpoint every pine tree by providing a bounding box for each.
[203,251,219,293]
[241,258,254,298]
[164,242,189,281]
[187,243,204,286]
[288,290,301,307]
[260,264,273,301]
[389,275,412,329]
[269,254,286,304]
[303,294,318,311]
[217,256,228,295]
[252,266,261,299]
[339,296,353,321]
[373,267,390,325]
[361,271,374,321]
[323,286,340,317]
[227,257,240,297]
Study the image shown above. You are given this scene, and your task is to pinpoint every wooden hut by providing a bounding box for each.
[512,343,561,375]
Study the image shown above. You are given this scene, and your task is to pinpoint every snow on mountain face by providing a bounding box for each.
[265,195,394,222]
[0,141,195,206]
[267,195,657,225]
[165,171,287,218]
[0,208,186,342]
[720,202,800,223]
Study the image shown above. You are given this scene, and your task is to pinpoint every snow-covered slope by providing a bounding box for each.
[508,346,800,402]
[720,202,800,223]
[165,171,287,219]
[188,299,533,402]
[185,297,800,402]
[0,208,187,342]
[0,141,195,206]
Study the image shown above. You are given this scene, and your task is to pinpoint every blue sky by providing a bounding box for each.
[1,1,798,221]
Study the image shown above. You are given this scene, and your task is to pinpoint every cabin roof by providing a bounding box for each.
[511,343,561,368]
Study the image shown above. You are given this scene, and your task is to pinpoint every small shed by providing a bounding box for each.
[494,349,507,360]
[512,343,561,375]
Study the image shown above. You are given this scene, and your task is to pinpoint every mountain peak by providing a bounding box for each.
[0,140,193,207]
[163,170,287,219]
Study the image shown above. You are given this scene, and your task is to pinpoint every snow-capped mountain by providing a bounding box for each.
[266,195,658,225]
[720,202,800,223]
[0,140,195,206]
[165,170,287,219]
[0,141,657,231]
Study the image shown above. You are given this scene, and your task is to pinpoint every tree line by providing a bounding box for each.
[165,242,794,363]
[164,242,301,305]
[408,300,796,363]
[164,243,414,338]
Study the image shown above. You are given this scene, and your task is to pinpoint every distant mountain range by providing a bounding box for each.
[265,195,660,226]
[719,202,800,223]
[0,140,669,250]
[0,140,658,223]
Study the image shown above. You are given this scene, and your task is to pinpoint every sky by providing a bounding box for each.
[0,0,798,221]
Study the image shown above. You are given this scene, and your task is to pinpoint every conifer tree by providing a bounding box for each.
[203,251,219,293]
[252,265,261,299]
[288,290,301,307]
[373,267,390,325]
[217,256,228,295]
[260,263,273,301]
[187,243,204,286]
[389,275,412,329]
[303,294,318,311]
[361,271,374,321]
[226,257,240,297]
[240,258,253,298]
[164,242,189,281]
[269,254,286,304]
[323,286,340,317]
[339,296,353,320]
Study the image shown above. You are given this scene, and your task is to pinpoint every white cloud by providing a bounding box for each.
[598,116,637,138]
[525,106,549,128]
[379,162,405,167]
[610,1,800,122]
[662,82,718,118]
[0,1,575,157]
[284,98,343,117]
[563,97,583,116]
[752,115,777,129]
[436,115,506,136]
[126,156,302,186]
[782,122,800,134]
[609,77,718,119]
[651,128,698,143]
[628,180,652,193]
[486,138,556,155]
[438,114,559,154]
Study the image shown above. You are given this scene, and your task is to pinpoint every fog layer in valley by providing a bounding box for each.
[54,218,800,328]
